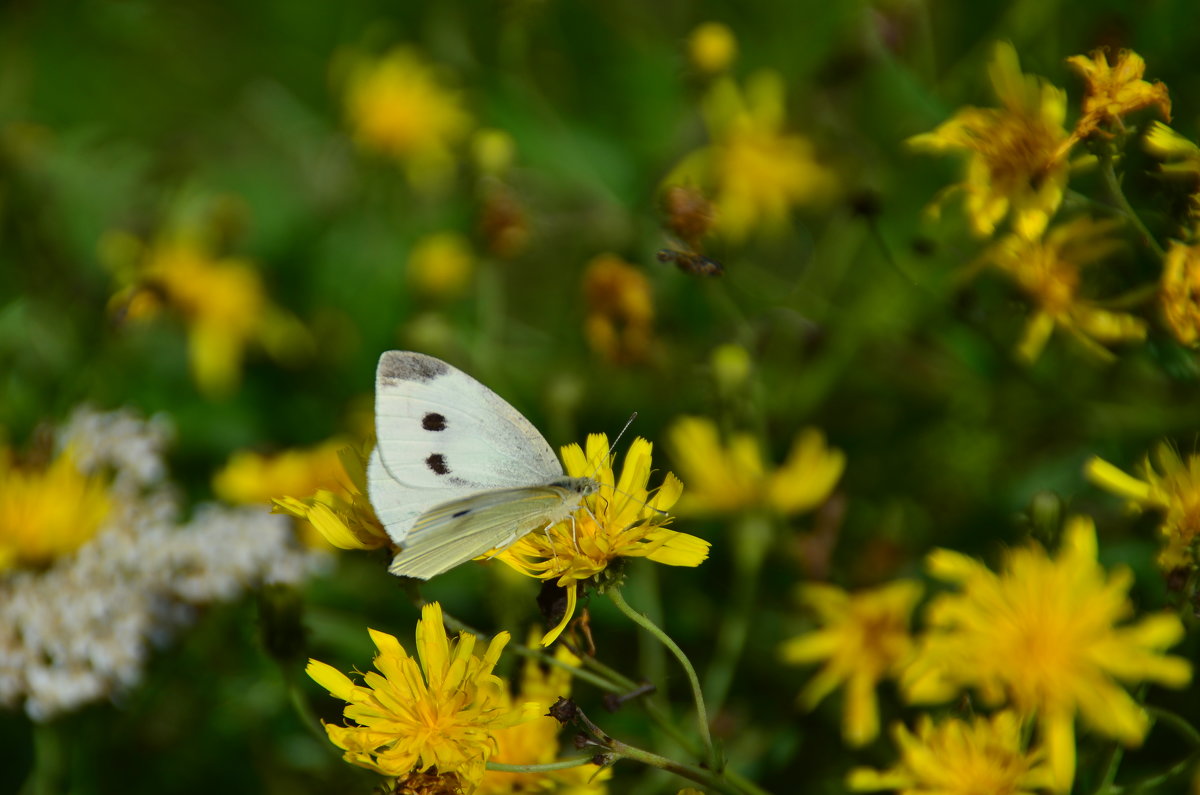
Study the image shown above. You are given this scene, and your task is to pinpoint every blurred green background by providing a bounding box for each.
[4,0,1200,792]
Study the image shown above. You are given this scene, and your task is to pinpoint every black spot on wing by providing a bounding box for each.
[378,352,449,384]
[452,509,470,518]
[422,412,447,431]
[426,453,450,475]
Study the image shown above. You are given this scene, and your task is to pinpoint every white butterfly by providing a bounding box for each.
[368,351,599,580]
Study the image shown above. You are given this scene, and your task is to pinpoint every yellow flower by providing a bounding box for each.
[668,71,836,241]
[981,217,1146,362]
[343,47,473,189]
[846,711,1055,794]
[107,231,310,398]
[307,602,540,786]
[1160,240,1200,346]
[216,439,372,550]
[478,639,610,795]
[408,232,475,300]
[688,22,737,74]
[1086,443,1200,571]
[902,516,1191,791]
[667,417,844,517]
[582,254,655,365]
[0,448,111,571]
[909,42,1074,239]
[493,434,708,645]
[780,580,922,746]
[1066,49,1170,137]
[1145,121,1200,175]
[273,445,391,552]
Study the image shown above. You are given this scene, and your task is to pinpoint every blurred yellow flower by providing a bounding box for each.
[107,231,310,398]
[903,516,1191,791]
[910,42,1074,239]
[1086,443,1200,571]
[216,439,378,550]
[343,47,473,189]
[307,602,540,787]
[667,417,844,517]
[214,439,346,505]
[583,254,655,365]
[478,638,610,795]
[780,580,922,746]
[471,128,517,177]
[847,711,1054,794]
[1145,121,1200,174]
[688,22,737,74]
[1161,240,1200,346]
[669,71,836,241]
[408,232,476,300]
[981,217,1146,362]
[0,448,110,571]
[494,434,707,645]
[272,445,391,552]
[1066,48,1170,137]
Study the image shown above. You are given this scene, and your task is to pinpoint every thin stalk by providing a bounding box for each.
[1099,151,1165,260]
[704,512,772,714]
[286,668,336,748]
[20,722,66,795]
[607,588,718,771]
[488,757,598,774]
[606,737,743,795]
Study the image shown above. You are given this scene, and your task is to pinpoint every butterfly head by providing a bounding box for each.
[561,476,600,496]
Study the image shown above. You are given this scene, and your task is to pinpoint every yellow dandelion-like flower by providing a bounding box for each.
[847,711,1055,794]
[106,231,310,398]
[408,232,476,300]
[0,447,111,571]
[343,47,473,189]
[493,434,708,645]
[668,70,836,241]
[910,42,1074,239]
[1160,240,1200,346]
[273,445,391,551]
[667,416,844,517]
[582,254,655,365]
[1066,48,1170,138]
[902,516,1191,791]
[1086,443,1200,571]
[981,217,1146,362]
[307,602,541,786]
[688,22,737,75]
[780,580,922,746]
[478,637,610,795]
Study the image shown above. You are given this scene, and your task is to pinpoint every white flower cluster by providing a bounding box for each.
[0,407,314,721]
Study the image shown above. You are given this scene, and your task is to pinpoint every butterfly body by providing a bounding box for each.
[369,351,597,579]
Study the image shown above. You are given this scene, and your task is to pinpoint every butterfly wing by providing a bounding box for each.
[369,351,566,547]
[387,484,582,579]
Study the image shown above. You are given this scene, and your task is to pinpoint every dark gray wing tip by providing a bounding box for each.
[377,351,450,384]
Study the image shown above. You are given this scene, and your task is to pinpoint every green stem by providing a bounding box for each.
[286,669,336,749]
[1145,706,1200,748]
[1099,150,1166,260]
[704,512,772,714]
[487,757,598,773]
[606,588,718,771]
[1093,282,1160,310]
[606,737,746,795]
[20,721,66,795]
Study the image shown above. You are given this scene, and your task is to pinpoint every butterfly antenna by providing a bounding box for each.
[582,411,639,481]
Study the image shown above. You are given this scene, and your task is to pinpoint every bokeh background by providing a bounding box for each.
[5,0,1200,792]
